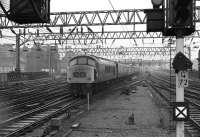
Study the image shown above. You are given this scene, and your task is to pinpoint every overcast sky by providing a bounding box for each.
[0,0,153,13]
[50,0,155,48]
[0,0,199,60]
[51,0,153,12]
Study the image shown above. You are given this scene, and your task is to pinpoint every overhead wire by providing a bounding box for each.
[107,0,137,46]
[0,1,65,58]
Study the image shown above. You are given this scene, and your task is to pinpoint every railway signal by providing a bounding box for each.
[165,0,195,36]
[144,1,195,137]
[172,52,193,74]
[0,0,50,24]
[144,0,164,32]
[170,0,193,28]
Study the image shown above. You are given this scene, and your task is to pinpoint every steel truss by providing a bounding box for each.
[64,47,176,57]
[62,46,192,59]
[0,7,199,42]
[0,6,197,58]
[0,6,200,29]
[0,6,199,39]
[0,9,146,29]
[22,31,161,40]
[113,59,169,65]
[20,30,200,42]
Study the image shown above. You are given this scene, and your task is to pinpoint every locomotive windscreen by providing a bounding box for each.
[88,59,95,66]
[69,59,77,66]
[69,56,96,66]
[78,57,87,65]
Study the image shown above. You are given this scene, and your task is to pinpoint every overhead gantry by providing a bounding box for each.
[0,4,199,58]
[64,46,176,57]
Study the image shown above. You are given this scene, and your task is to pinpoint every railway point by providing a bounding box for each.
[0,0,200,137]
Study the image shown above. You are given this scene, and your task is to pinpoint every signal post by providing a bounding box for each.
[167,0,194,137]
[145,0,194,137]
[175,35,185,137]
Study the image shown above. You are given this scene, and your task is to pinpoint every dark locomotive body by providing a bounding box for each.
[67,55,135,97]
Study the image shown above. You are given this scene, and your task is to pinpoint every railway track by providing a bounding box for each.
[147,72,200,137]
[0,77,84,137]
[0,75,140,137]
[0,77,54,90]
[0,78,70,124]
[0,95,82,137]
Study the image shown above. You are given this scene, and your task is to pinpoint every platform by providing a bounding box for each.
[63,85,175,137]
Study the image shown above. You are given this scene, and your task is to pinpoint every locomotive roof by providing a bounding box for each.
[69,54,116,63]
[69,54,133,66]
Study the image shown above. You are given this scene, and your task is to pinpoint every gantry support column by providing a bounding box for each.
[15,34,20,73]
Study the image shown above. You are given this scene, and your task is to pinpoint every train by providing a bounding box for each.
[67,55,137,97]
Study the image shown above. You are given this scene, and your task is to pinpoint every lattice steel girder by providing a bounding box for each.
[0,6,200,29]
[21,29,200,41]
[0,9,145,29]
[0,6,199,29]
[23,31,162,40]
[65,47,176,56]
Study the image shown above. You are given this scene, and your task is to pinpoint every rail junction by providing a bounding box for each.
[0,0,200,137]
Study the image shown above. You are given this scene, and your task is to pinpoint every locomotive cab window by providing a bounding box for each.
[69,59,77,66]
[78,57,87,65]
[88,59,95,66]
[70,56,96,66]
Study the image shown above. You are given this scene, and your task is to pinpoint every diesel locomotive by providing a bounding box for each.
[67,55,136,97]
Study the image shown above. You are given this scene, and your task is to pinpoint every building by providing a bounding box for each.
[25,45,60,73]
[60,51,76,73]
[0,44,26,72]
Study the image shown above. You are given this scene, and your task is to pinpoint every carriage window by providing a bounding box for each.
[78,57,87,65]
[70,59,77,66]
[88,59,95,66]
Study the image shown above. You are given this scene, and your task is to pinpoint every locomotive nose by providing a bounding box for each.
[67,66,94,83]
[73,72,86,77]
